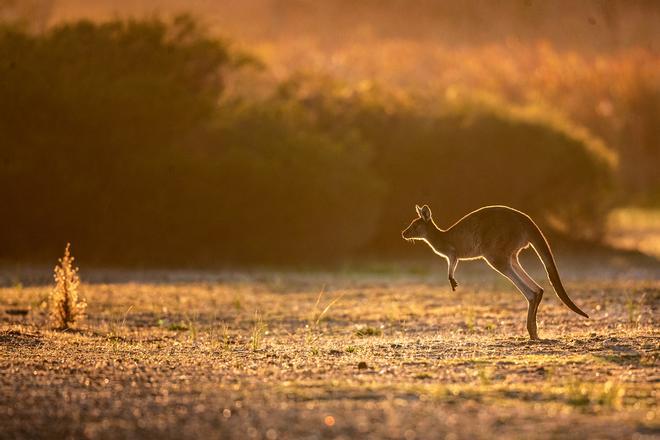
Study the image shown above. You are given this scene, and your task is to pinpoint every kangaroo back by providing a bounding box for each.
[526,220,589,318]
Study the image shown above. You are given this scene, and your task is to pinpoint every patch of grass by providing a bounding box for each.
[414,372,433,380]
[566,380,626,409]
[282,379,635,412]
[476,367,493,386]
[187,317,198,342]
[310,288,342,326]
[107,305,133,339]
[304,289,342,354]
[168,322,189,332]
[355,325,382,337]
[250,310,267,351]
[217,323,232,350]
[595,353,642,366]
[597,381,626,408]
[464,308,476,332]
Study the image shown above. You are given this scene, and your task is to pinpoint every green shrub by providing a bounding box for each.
[0,19,617,265]
[0,16,243,262]
[277,77,617,251]
[0,18,384,264]
[193,99,385,262]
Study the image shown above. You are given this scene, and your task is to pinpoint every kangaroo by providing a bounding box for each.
[401,204,588,340]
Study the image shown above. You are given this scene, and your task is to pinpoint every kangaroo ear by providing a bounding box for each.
[415,204,423,217]
[420,205,432,221]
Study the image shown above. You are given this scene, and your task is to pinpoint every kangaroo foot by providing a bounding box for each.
[526,294,541,340]
[449,278,458,291]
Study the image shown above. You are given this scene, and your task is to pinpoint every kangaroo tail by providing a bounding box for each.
[526,219,589,318]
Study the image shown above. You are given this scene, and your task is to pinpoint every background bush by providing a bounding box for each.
[0,16,235,263]
[184,99,385,264]
[0,18,618,265]
[277,78,616,252]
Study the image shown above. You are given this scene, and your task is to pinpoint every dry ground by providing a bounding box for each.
[1,258,658,439]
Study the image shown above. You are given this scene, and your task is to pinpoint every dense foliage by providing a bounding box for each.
[0,18,617,265]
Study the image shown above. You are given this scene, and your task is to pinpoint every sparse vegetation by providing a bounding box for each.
[464,308,477,332]
[1,268,657,439]
[354,325,382,337]
[249,310,267,351]
[168,322,189,332]
[310,288,342,327]
[48,243,86,329]
[219,323,232,350]
[304,289,342,353]
[566,380,626,409]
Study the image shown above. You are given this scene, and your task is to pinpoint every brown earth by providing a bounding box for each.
[1,260,658,439]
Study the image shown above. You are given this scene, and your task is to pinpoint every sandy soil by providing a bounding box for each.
[1,262,658,439]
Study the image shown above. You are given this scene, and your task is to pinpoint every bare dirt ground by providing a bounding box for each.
[1,257,658,439]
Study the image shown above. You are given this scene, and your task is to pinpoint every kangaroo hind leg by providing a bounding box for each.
[511,254,544,320]
[490,257,542,340]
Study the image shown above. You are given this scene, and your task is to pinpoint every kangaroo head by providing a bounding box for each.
[401,204,433,241]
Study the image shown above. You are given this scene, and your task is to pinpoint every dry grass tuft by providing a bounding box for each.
[250,310,267,351]
[48,243,86,330]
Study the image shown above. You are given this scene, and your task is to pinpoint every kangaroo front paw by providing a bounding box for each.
[449,278,458,291]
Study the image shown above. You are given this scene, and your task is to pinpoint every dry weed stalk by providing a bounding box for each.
[49,243,86,329]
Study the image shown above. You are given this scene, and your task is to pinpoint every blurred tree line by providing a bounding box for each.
[0,0,53,33]
[0,17,618,265]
